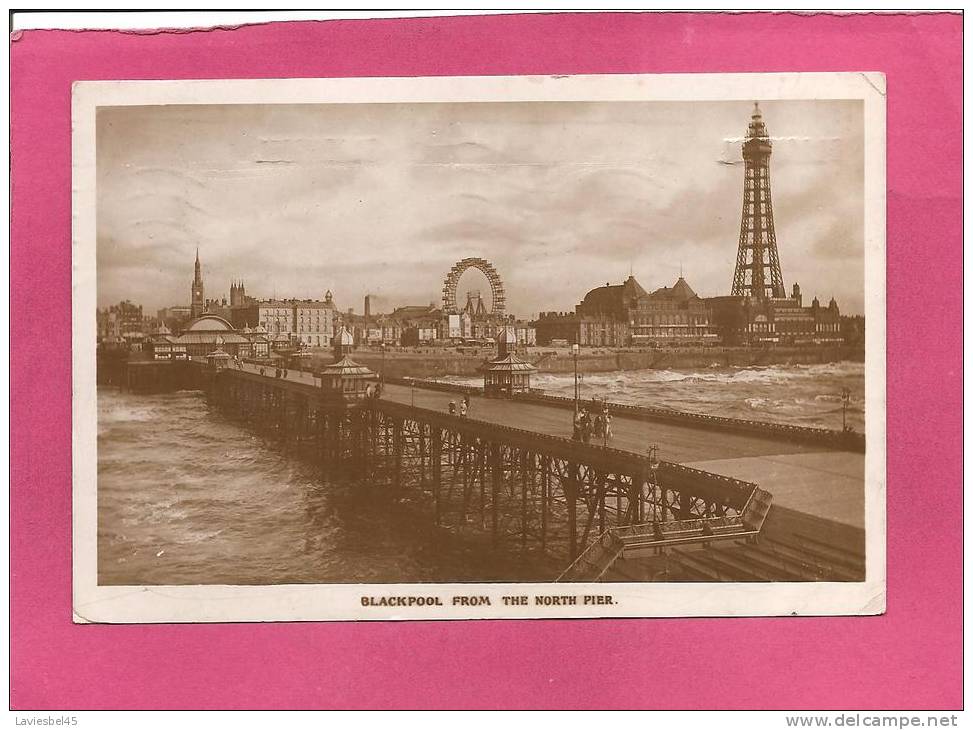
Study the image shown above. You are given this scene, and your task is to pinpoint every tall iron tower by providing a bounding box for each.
[731,103,785,299]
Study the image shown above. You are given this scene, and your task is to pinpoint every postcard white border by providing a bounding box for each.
[72,72,886,623]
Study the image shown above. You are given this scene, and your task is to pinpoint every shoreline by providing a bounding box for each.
[309,344,864,380]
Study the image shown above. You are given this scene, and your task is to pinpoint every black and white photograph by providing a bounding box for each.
[73,73,886,622]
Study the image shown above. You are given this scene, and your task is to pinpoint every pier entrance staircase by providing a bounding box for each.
[558,489,866,583]
[558,488,773,582]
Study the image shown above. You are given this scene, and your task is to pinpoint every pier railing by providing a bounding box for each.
[389,377,865,453]
[373,399,759,512]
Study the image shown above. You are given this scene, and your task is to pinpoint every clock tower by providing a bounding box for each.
[190,247,205,319]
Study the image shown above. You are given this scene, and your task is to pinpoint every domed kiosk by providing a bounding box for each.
[317,326,377,401]
[480,328,537,397]
[206,335,231,370]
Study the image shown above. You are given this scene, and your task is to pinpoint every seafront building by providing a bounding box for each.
[580,275,717,346]
[156,305,192,330]
[358,292,536,347]
[534,274,719,348]
[532,278,844,350]
[707,286,843,347]
[230,292,339,348]
[96,300,144,346]
[389,304,442,345]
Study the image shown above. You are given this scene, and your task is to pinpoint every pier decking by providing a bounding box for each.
[170,359,865,579]
[378,382,865,530]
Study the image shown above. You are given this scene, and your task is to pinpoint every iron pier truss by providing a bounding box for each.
[209,369,760,569]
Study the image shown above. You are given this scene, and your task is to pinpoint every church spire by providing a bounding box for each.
[190,247,205,319]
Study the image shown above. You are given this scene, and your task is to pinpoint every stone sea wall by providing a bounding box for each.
[323,344,864,379]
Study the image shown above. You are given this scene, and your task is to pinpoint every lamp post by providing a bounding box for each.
[841,387,851,431]
[381,342,386,383]
[602,400,609,448]
[572,342,580,413]
[648,444,660,470]
[648,444,660,523]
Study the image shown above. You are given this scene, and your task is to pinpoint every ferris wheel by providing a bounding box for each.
[441,257,506,316]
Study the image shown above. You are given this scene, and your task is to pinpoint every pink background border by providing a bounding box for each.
[10,12,962,709]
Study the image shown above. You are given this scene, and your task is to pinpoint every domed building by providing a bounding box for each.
[173,315,251,358]
[535,274,719,347]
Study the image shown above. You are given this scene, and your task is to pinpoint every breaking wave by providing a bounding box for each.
[442,361,865,432]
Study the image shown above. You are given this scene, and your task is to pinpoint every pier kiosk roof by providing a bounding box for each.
[318,356,377,400]
[319,357,375,379]
[481,353,538,374]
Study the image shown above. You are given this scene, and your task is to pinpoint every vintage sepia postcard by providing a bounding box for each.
[72,72,886,623]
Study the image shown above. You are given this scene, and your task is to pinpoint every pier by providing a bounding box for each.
[376,379,866,581]
[121,357,865,581]
[378,380,865,529]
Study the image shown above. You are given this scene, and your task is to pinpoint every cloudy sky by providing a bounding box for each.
[97,99,864,316]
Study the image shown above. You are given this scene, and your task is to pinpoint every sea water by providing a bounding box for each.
[97,362,864,584]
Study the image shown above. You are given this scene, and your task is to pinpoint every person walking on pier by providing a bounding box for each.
[574,408,589,443]
[448,400,456,415]
[459,400,468,418]
[462,394,471,417]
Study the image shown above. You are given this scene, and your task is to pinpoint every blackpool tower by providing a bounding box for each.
[730,103,786,300]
